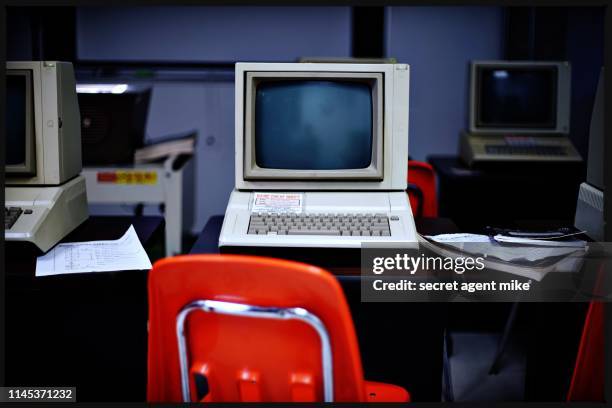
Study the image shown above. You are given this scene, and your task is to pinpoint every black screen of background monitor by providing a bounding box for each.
[6,75,27,165]
[477,67,557,129]
[255,80,373,170]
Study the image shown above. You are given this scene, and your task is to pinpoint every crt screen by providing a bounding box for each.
[477,67,557,129]
[6,75,27,166]
[255,80,373,170]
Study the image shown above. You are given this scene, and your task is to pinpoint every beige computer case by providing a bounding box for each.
[7,61,82,186]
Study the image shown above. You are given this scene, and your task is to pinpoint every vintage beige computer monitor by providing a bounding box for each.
[5,61,88,252]
[460,60,582,166]
[219,62,417,249]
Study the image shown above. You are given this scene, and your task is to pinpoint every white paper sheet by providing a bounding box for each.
[493,234,587,248]
[252,192,304,214]
[426,233,586,263]
[35,225,152,277]
[426,233,492,243]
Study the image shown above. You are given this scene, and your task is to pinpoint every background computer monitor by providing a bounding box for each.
[235,63,410,191]
[469,61,571,134]
[6,61,82,186]
[77,86,151,166]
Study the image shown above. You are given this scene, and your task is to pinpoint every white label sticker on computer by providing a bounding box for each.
[252,193,304,214]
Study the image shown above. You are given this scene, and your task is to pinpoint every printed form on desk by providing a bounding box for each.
[36,225,152,277]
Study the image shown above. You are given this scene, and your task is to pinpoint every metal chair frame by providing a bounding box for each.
[176,299,334,402]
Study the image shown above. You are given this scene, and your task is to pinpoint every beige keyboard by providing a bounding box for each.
[247,213,393,236]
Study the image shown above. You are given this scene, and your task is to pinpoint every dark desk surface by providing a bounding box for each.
[428,155,585,232]
[6,216,164,402]
[189,214,590,402]
[429,155,585,180]
[7,216,164,280]
[5,214,589,402]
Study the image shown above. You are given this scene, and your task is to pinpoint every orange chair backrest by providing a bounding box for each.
[407,160,438,218]
[567,301,604,401]
[567,263,607,401]
[147,254,366,402]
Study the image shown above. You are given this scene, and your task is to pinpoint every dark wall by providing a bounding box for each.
[504,6,605,160]
[565,7,605,161]
[7,8,34,60]
[385,6,505,160]
[6,6,605,226]
[75,6,351,62]
[8,6,603,163]
[7,7,75,62]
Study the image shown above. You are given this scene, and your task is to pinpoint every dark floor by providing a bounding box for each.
[445,331,527,401]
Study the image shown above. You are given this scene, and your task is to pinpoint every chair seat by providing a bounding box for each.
[365,380,411,402]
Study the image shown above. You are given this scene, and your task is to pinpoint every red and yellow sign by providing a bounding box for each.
[97,171,158,185]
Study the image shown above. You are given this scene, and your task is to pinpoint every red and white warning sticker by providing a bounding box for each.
[252,192,303,214]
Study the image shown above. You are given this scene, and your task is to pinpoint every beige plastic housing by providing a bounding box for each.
[234,62,410,191]
[7,61,82,186]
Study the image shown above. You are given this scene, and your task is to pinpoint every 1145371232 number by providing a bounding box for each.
[1,387,76,402]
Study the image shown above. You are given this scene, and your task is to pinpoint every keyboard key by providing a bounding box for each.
[4,207,23,230]
[287,229,340,236]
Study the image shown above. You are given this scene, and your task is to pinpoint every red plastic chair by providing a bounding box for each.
[147,254,411,403]
[567,262,606,401]
[567,301,604,401]
[407,160,438,218]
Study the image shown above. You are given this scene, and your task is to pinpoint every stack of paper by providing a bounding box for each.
[421,233,587,281]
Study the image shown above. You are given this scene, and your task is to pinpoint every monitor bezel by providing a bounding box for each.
[243,71,384,180]
[235,62,410,192]
[469,61,571,135]
[6,69,36,176]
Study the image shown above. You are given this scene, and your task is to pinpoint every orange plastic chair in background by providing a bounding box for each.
[567,262,607,402]
[147,254,411,403]
[407,160,438,218]
[566,301,604,401]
